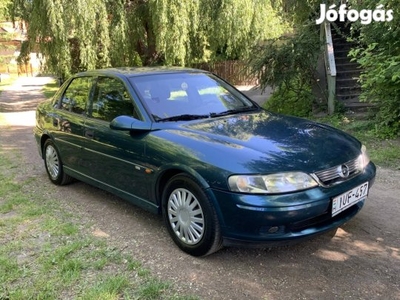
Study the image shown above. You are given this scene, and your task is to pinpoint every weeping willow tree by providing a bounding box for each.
[204,0,287,60]
[10,0,110,78]
[0,0,11,20]
[248,0,323,116]
[10,0,287,77]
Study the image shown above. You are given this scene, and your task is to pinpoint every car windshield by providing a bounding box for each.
[130,72,257,121]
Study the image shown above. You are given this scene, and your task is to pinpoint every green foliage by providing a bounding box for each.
[205,0,286,60]
[263,83,314,117]
[9,0,288,76]
[347,0,400,138]
[16,40,30,64]
[0,74,17,89]
[41,79,59,99]
[0,0,12,20]
[273,0,322,25]
[23,0,111,78]
[251,23,321,117]
[136,279,170,299]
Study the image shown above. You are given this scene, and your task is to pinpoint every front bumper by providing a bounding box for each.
[211,162,376,247]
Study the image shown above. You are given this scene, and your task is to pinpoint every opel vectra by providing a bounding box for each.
[34,68,376,256]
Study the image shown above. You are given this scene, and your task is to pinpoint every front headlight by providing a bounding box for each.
[228,172,318,194]
[358,144,370,170]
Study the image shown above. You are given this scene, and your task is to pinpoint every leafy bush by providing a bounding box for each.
[348,0,400,138]
[263,82,314,117]
[249,23,322,117]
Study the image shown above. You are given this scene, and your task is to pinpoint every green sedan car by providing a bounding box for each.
[34,67,376,256]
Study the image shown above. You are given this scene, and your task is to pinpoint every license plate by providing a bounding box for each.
[332,182,369,217]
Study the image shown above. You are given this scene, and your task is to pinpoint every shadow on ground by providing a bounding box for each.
[0,76,55,112]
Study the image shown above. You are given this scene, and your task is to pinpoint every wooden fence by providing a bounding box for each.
[0,63,39,76]
[194,60,259,86]
[0,60,259,85]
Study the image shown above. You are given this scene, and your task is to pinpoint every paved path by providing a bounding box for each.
[0,76,55,112]
[237,85,272,106]
[0,76,55,126]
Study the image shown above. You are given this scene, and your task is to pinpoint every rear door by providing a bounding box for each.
[82,76,152,203]
[51,76,94,174]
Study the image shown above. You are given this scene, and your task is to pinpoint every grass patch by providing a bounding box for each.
[42,80,59,99]
[313,114,400,170]
[137,279,171,299]
[0,74,18,90]
[0,149,197,299]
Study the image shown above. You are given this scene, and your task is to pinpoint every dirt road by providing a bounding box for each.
[1,77,399,299]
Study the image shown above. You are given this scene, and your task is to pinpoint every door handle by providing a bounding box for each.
[85,129,94,139]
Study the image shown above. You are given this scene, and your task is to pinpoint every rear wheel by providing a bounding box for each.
[43,139,73,185]
[162,173,223,256]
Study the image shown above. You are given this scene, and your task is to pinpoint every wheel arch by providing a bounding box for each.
[159,171,224,256]
[39,133,52,158]
[155,165,211,212]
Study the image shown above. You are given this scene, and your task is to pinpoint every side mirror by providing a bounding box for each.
[110,115,152,131]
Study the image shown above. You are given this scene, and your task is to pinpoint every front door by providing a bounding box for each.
[81,76,152,205]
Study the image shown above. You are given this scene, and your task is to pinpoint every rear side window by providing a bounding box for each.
[60,77,92,114]
[91,77,135,122]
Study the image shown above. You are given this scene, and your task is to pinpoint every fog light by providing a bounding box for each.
[268,226,280,233]
[260,226,284,235]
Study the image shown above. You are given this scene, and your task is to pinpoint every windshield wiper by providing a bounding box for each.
[209,106,258,118]
[158,114,210,122]
[156,106,258,122]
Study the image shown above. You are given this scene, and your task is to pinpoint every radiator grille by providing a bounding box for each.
[314,157,360,185]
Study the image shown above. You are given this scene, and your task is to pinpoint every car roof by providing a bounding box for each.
[76,67,209,78]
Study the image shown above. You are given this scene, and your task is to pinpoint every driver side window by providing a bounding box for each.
[91,77,136,122]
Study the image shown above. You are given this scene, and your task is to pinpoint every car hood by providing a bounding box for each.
[153,110,361,174]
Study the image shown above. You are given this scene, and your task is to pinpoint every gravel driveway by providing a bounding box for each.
[1,77,399,300]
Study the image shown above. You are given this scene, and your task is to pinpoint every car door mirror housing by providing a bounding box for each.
[110,115,152,131]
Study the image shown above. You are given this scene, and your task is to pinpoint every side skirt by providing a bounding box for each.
[64,167,159,214]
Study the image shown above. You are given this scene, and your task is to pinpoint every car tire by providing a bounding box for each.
[43,139,73,185]
[162,173,223,256]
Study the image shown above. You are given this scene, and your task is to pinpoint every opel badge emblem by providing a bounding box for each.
[337,164,350,178]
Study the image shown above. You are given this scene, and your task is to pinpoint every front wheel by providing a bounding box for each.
[43,139,73,185]
[162,173,223,256]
